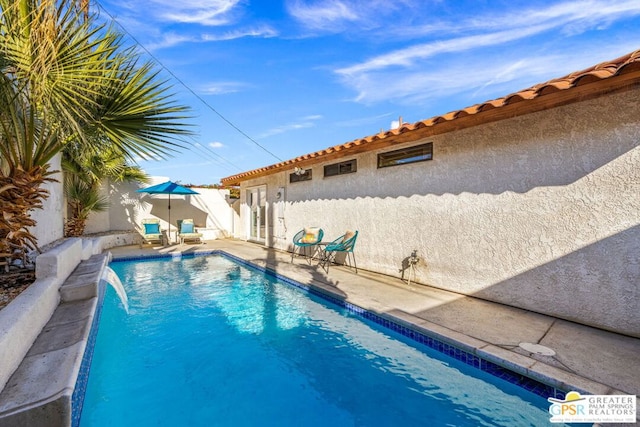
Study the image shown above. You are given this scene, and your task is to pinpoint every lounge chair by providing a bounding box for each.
[177,219,203,244]
[141,218,164,247]
[319,230,358,273]
[291,227,324,264]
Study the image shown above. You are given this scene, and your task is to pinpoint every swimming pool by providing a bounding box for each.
[79,253,563,426]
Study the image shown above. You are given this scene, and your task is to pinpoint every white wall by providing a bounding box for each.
[83,180,145,234]
[29,154,64,249]
[238,88,640,337]
[230,198,242,239]
[84,177,235,241]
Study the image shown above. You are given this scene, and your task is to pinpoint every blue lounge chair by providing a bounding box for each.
[141,218,164,247]
[320,230,358,273]
[177,219,203,244]
[291,227,324,264]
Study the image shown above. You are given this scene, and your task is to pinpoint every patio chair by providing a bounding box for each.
[141,218,164,247]
[319,230,358,273]
[177,219,203,244]
[291,227,324,264]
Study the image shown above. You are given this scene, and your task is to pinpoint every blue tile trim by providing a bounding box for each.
[110,249,220,264]
[108,250,567,401]
[71,280,107,427]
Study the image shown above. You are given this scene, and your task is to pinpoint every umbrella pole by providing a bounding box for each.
[168,194,171,244]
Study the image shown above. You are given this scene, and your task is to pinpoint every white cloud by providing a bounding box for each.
[386,0,640,39]
[151,0,241,26]
[302,114,323,121]
[337,0,640,76]
[342,44,639,107]
[519,0,640,34]
[336,24,554,77]
[334,0,640,105]
[101,1,242,31]
[259,115,323,138]
[201,26,278,41]
[286,0,417,32]
[200,81,248,95]
[209,142,225,148]
[287,0,359,30]
[146,33,198,50]
[146,26,277,50]
[99,0,265,51]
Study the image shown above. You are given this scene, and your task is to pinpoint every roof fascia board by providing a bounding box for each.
[222,69,640,186]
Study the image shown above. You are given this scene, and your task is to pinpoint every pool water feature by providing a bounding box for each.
[79,254,563,426]
[99,266,129,313]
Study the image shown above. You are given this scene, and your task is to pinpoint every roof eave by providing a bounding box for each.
[221,51,640,187]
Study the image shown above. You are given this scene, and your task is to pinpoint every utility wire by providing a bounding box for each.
[94,1,284,165]
[187,136,243,173]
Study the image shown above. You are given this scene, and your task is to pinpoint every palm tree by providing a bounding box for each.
[0,75,59,266]
[64,175,110,238]
[62,145,150,237]
[0,0,191,266]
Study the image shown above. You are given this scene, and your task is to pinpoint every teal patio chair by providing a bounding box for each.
[291,227,324,264]
[140,218,164,247]
[320,230,358,273]
[177,219,203,244]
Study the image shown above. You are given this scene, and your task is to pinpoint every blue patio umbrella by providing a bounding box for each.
[137,181,199,243]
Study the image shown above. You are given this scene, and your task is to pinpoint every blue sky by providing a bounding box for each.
[96,0,640,185]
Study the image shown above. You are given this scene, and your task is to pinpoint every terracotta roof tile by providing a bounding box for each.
[221,49,640,186]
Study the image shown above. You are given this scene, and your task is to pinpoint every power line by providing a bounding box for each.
[94,1,284,165]
[187,136,244,173]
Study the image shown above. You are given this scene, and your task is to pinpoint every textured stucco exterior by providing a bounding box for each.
[84,178,235,240]
[237,88,640,337]
[29,154,64,249]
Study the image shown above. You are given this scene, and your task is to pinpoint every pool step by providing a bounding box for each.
[0,254,108,427]
[59,254,108,303]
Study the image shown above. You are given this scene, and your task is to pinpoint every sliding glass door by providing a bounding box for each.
[247,186,266,243]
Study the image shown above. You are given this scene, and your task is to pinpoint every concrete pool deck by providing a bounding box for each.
[109,239,639,406]
[2,236,635,426]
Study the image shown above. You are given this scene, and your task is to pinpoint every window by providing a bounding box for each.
[377,143,433,168]
[324,159,357,177]
[289,168,312,183]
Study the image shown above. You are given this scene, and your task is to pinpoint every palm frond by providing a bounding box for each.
[1,0,194,258]
[65,174,108,214]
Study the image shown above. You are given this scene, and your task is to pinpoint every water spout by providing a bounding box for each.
[100,266,129,313]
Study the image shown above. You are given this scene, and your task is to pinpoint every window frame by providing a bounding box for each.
[324,159,357,177]
[377,142,433,169]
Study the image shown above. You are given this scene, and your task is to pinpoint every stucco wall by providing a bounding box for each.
[83,180,146,235]
[84,178,234,241]
[239,88,640,337]
[29,154,64,248]
[230,198,242,238]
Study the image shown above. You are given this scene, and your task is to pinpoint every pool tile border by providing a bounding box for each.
[109,250,567,401]
[71,281,107,427]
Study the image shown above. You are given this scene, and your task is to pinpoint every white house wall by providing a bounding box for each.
[239,88,640,337]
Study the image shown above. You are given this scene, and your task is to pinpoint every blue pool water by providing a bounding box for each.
[80,254,560,426]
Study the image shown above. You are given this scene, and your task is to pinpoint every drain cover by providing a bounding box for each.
[518,342,556,356]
